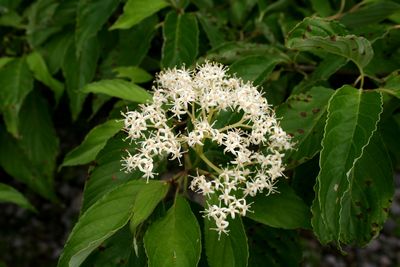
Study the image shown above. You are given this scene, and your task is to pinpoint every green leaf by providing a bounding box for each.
[364,30,400,76]
[204,216,248,267]
[26,51,64,103]
[340,1,400,28]
[41,31,74,74]
[339,133,394,245]
[61,120,123,168]
[62,36,99,120]
[129,181,170,231]
[112,66,153,83]
[161,12,199,68]
[379,73,400,99]
[82,226,142,267]
[0,127,56,200]
[350,24,393,43]
[229,0,256,26]
[247,181,311,229]
[287,17,374,70]
[58,180,146,267]
[291,34,373,70]
[287,17,347,38]
[81,134,142,212]
[276,86,334,168]
[0,58,33,137]
[310,0,333,17]
[0,10,23,28]
[311,86,383,244]
[75,0,120,56]
[0,57,14,69]
[18,91,59,191]
[229,55,287,86]
[144,196,201,267]
[0,183,36,212]
[0,0,22,10]
[196,12,225,48]
[51,0,78,26]
[26,0,62,48]
[257,0,290,21]
[82,79,151,103]
[117,15,158,66]
[110,0,169,30]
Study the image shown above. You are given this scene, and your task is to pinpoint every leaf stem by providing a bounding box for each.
[327,0,346,20]
[354,68,365,89]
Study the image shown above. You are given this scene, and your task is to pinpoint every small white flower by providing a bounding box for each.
[122,111,147,140]
[121,61,293,236]
[213,217,230,236]
[186,130,204,147]
[219,188,236,205]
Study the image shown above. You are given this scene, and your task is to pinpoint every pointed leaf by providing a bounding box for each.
[58,180,146,267]
[130,181,170,231]
[204,216,248,267]
[276,86,334,168]
[62,120,123,168]
[144,196,201,267]
[311,86,383,244]
[0,58,33,137]
[339,133,394,245]
[0,183,36,212]
[75,0,120,56]
[82,79,151,103]
[287,17,373,69]
[247,181,311,229]
[26,51,64,103]
[110,0,169,30]
[161,12,199,68]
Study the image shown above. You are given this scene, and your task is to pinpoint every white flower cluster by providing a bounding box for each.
[121,62,292,235]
